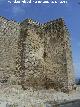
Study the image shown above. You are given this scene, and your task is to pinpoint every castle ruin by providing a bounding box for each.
[0,16,75,93]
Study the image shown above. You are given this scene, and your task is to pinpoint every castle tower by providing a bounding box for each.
[0,16,75,93]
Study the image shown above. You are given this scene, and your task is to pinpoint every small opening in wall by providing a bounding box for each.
[54,71,56,73]
[43,52,47,58]
[0,24,1,27]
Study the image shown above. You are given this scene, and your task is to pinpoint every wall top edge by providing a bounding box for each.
[0,16,65,26]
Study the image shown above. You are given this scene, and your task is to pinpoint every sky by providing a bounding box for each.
[0,0,80,78]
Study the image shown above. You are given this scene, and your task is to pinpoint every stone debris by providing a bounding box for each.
[0,85,80,107]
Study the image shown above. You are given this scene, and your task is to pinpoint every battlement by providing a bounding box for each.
[0,16,18,23]
[21,17,65,27]
[0,16,69,34]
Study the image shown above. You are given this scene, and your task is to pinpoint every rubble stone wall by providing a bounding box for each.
[0,17,20,84]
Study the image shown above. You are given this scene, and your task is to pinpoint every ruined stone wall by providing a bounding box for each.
[17,20,45,89]
[0,17,20,84]
[17,18,75,92]
[42,19,75,92]
[0,17,75,92]
[63,24,75,91]
[42,19,69,92]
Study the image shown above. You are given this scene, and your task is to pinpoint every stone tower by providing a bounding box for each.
[0,16,75,93]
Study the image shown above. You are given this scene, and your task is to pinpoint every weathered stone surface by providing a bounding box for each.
[0,17,20,85]
[0,16,75,93]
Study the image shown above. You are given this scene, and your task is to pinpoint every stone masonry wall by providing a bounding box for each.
[0,17,20,84]
[0,17,75,93]
[43,19,69,92]
[43,19,75,92]
[63,24,75,91]
[17,20,45,89]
